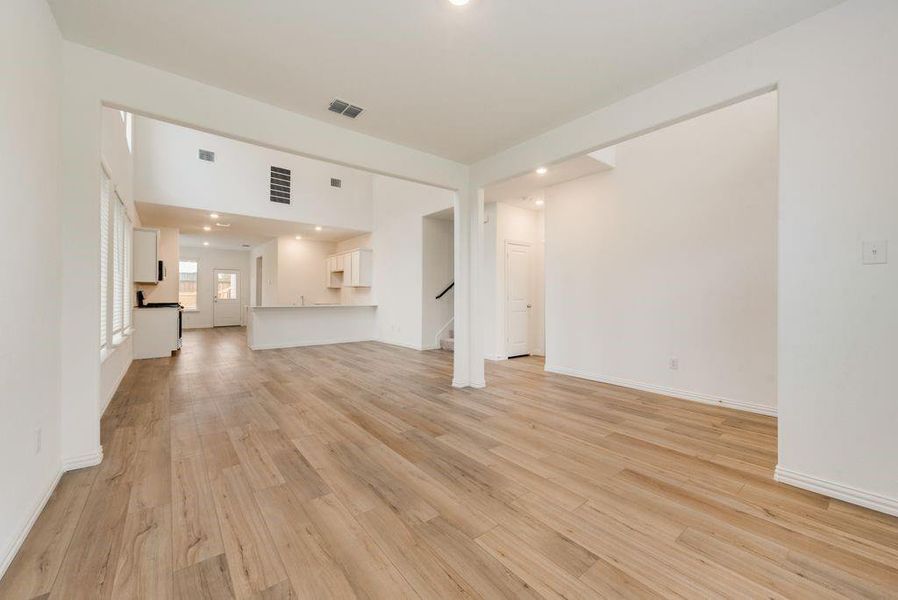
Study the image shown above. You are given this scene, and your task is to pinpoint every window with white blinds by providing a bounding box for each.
[123,210,132,331]
[100,170,110,349]
[100,166,134,354]
[112,195,124,335]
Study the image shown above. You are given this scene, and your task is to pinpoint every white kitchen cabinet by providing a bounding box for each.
[132,307,180,359]
[348,249,372,287]
[133,227,160,283]
[343,251,354,287]
[324,248,373,288]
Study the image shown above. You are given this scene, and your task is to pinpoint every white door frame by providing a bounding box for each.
[504,240,532,358]
[213,268,241,327]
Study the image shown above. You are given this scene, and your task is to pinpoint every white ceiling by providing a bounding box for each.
[136,203,366,251]
[48,0,842,163]
[484,153,614,204]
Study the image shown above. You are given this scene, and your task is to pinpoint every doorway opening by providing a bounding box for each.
[480,90,778,415]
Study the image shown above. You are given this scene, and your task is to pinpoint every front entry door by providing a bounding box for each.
[505,241,531,358]
[213,269,241,327]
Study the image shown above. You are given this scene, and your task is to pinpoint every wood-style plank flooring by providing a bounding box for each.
[2,327,898,598]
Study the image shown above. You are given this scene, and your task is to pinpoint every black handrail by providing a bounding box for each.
[435,281,454,300]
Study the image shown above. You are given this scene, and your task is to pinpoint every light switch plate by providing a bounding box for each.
[862,240,888,265]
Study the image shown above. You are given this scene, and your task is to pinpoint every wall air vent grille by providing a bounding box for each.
[328,98,364,119]
[330,178,342,188]
[198,149,215,162]
[270,166,291,204]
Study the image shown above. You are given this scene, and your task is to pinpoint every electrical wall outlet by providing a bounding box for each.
[669,358,679,370]
[862,240,887,265]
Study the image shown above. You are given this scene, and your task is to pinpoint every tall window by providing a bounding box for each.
[100,167,133,353]
[113,196,124,336]
[100,170,110,348]
[179,260,198,310]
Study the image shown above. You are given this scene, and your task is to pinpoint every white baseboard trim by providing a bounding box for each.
[249,337,375,351]
[452,379,469,388]
[61,446,104,471]
[374,339,427,351]
[543,364,777,417]
[775,466,898,517]
[0,467,63,580]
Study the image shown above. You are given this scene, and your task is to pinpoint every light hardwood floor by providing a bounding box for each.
[2,327,898,599]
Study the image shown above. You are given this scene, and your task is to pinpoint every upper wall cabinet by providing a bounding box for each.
[326,248,372,288]
[133,227,160,283]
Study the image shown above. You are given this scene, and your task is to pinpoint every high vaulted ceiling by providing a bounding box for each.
[49,0,842,163]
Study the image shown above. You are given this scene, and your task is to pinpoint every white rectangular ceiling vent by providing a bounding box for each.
[198,149,215,162]
[328,98,364,119]
[270,166,291,204]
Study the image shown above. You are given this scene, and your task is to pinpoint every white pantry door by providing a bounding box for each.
[505,241,531,358]
[213,269,241,327]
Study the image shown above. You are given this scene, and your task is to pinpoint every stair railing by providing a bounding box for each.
[435,281,454,300]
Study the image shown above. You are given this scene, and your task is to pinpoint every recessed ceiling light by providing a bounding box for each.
[315,226,323,231]
[203,226,211,231]
[535,199,545,206]
[203,241,210,246]
[209,213,219,219]
[449,0,470,5]
[535,167,548,175]
[295,235,302,240]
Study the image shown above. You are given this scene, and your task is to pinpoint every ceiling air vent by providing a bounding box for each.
[270,166,291,204]
[198,149,215,162]
[330,178,342,188]
[328,98,364,119]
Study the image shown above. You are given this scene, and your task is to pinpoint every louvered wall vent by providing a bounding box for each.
[270,166,291,204]
[328,98,364,119]
[198,149,215,162]
[330,178,342,188]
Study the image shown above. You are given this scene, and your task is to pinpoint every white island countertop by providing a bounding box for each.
[246,304,377,350]
[248,304,377,309]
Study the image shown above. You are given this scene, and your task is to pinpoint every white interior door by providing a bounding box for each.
[213,269,241,327]
[505,241,531,357]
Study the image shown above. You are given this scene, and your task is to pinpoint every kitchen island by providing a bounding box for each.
[246,304,377,350]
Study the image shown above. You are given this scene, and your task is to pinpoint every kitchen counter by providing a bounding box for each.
[246,304,377,350]
[248,304,377,309]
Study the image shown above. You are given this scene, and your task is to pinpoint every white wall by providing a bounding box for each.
[422,217,454,349]
[275,237,339,306]
[0,0,62,577]
[545,92,778,414]
[371,176,454,349]
[482,202,545,360]
[134,116,375,232]
[472,0,898,513]
[251,239,278,307]
[180,246,252,328]
[99,107,139,414]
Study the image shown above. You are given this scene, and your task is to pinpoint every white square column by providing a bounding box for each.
[452,186,486,388]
